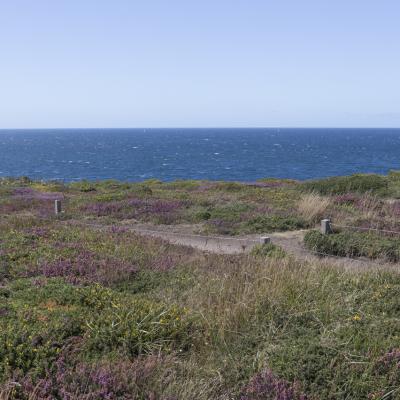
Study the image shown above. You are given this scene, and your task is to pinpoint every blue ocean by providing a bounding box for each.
[0,128,400,182]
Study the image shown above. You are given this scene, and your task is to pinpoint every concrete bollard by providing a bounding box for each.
[321,219,332,234]
[260,236,271,244]
[54,200,62,215]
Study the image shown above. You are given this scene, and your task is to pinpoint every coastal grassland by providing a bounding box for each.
[4,172,400,237]
[2,174,400,398]
[0,176,309,235]
[1,212,400,398]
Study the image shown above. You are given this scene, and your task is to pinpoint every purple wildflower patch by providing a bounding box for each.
[150,254,177,271]
[377,348,400,370]
[16,337,172,400]
[0,187,64,216]
[40,250,138,286]
[107,225,130,234]
[82,198,186,223]
[240,368,309,400]
[13,187,64,201]
[0,307,9,317]
[24,226,50,238]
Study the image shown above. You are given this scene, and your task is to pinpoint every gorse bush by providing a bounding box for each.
[304,230,400,261]
[301,173,389,195]
[0,280,197,383]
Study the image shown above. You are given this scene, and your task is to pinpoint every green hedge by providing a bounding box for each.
[304,230,400,262]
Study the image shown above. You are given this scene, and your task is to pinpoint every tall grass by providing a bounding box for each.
[297,193,332,224]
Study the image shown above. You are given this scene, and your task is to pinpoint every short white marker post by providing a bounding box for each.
[260,236,271,244]
[321,219,332,234]
[54,200,62,215]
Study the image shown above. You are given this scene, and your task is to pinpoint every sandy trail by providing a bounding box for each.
[75,219,307,255]
[72,220,400,271]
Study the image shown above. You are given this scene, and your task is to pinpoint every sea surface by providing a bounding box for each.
[1,128,400,182]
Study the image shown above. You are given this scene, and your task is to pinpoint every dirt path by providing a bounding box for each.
[73,220,399,271]
[124,222,310,256]
[76,219,308,255]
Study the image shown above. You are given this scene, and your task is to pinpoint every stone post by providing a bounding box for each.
[260,236,271,244]
[54,200,62,215]
[321,219,332,234]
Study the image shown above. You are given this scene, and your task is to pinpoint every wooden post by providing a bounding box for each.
[54,200,62,215]
[260,236,271,244]
[321,219,332,234]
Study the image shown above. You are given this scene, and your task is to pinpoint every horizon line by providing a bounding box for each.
[1,126,400,131]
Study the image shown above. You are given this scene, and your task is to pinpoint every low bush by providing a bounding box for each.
[304,230,400,261]
[209,203,253,222]
[242,215,307,233]
[0,280,197,383]
[388,170,400,182]
[69,179,97,192]
[251,243,286,259]
[301,174,388,195]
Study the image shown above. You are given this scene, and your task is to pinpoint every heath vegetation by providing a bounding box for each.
[1,173,400,399]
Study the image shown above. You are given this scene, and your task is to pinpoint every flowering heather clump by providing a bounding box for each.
[0,188,64,216]
[13,187,64,201]
[376,348,400,370]
[23,226,50,238]
[240,369,309,400]
[0,307,9,317]
[83,198,186,223]
[107,225,130,234]
[0,198,38,214]
[13,336,170,400]
[40,250,138,285]
[28,359,164,399]
[151,254,177,271]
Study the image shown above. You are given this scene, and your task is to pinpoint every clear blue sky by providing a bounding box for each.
[1,0,399,128]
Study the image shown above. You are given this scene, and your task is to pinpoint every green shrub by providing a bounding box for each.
[69,180,96,192]
[242,215,307,233]
[84,297,195,355]
[304,230,400,261]
[162,180,202,191]
[257,178,298,185]
[191,209,212,222]
[0,280,198,381]
[209,203,253,222]
[388,170,400,181]
[301,174,388,195]
[251,242,286,259]
[214,182,245,192]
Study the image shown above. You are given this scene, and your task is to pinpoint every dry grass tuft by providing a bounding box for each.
[297,192,332,223]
